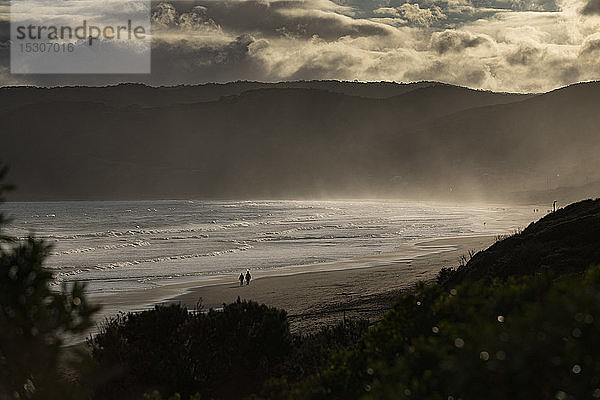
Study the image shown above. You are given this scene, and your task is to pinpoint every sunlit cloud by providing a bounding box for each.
[1,0,600,91]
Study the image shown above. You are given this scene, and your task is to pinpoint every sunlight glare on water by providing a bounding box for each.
[2,200,535,294]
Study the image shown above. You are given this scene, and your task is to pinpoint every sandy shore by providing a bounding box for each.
[73,235,495,342]
[172,235,496,333]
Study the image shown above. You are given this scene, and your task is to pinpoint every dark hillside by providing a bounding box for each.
[3,81,600,201]
[0,84,528,200]
[442,198,600,285]
[1,80,514,111]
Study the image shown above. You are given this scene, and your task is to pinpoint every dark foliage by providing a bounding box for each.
[439,198,600,286]
[284,318,371,380]
[89,297,372,400]
[89,299,292,399]
[253,319,371,400]
[260,266,600,400]
[0,164,99,400]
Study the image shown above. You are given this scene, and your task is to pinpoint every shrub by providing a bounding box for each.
[272,266,600,400]
[89,299,292,399]
[0,164,99,400]
[441,198,600,285]
[89,297,372,400]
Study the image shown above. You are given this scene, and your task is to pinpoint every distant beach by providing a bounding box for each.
[90,235,496,334]
[1,199,534,342]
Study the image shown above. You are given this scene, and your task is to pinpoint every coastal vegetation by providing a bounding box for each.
[256,266,600,399]
[2,165,600,399]
[439,198,600,286]
[0,165,99,400]
[89,301,369,400]
[86,197,600,399]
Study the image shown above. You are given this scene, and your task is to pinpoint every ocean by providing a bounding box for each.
[1,200,536,295]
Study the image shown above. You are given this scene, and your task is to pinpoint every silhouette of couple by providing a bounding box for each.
[239,269,251,286]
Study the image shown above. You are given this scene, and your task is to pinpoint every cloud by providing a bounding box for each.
[403,58,491,87]
[1,0,600,92]
[373,7,401,17]
[580,33,600,53]
[397,4,446,26]
[152,2,178,26]
[431,30,493,54]
[581,0,600,14]
[157,0,394,41]
[373,4,446,26]
[506,44,544,64]
[151,3,223,34]
[148,33,268,83]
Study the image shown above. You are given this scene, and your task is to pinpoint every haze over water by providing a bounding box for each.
[2,200,537,295]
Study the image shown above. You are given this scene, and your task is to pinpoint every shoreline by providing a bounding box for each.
[84,235,497,337]
[172,235,496,332]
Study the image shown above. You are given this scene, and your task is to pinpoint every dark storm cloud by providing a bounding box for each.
[0,20,9,76]
[152,3,221,32]
[580,36,600,54]
[2,0,600,92]
[345,0,558,13]
[288,51,362,80]
[147,33,271,84]
[431,30,492,54]
[581,0,600,14]
[0,19,7,40]
[559,65,580,83]
[403,59,490,87]
[506,45,543,65]
[154,0,394,40]
[372,3,447,26]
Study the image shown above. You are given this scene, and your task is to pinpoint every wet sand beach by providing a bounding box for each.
[171,235,496,333]
[76,235,494,342]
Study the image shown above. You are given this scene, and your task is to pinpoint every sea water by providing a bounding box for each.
[1,200,536,295]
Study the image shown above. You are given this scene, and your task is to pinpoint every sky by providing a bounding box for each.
[1,0,600,92]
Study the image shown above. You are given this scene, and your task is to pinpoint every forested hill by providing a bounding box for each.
[2,81,599,201]
[440,198,600,285]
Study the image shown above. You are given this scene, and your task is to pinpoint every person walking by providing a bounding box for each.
[239,272,244,286]
[245,269,251,285]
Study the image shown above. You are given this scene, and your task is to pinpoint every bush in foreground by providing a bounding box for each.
[89,298,371,400]
[90,299,292,399]
[0,164,99,400]
[265,266,600,400]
